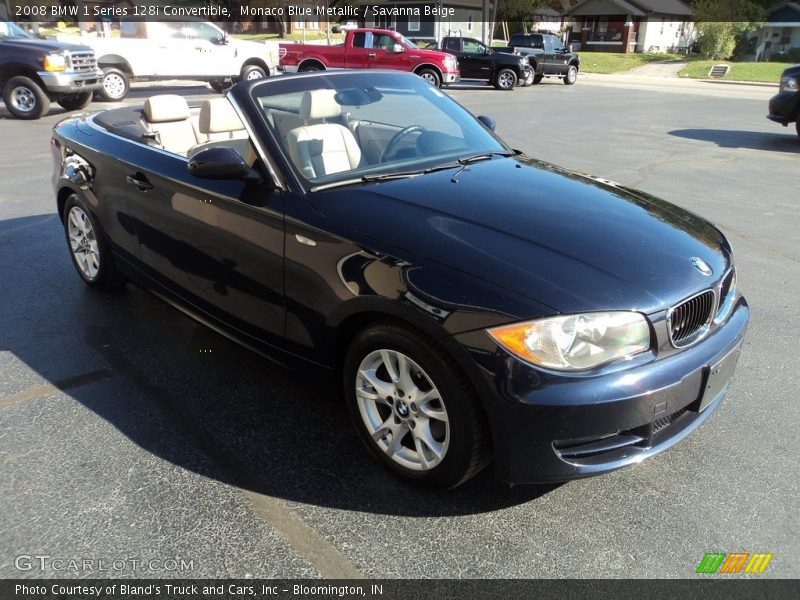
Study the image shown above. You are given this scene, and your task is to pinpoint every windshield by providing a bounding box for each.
[250,72,509,189]
[0,21,31,38]
[397,34,418,50]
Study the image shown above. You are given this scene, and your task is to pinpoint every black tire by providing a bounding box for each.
[416,68,442,88]
[493,68,517,91]
[298,63,323,73]
[520,69,534,87]
[532,73,544,85]
[96,68,129,102]
[209,80,231,94]
[241,64,267,81]
[2,76,50,120]
[795,120,800,139]
[62,194,125,290]
[564,65,578,86]
[343,321,491,488]
[57,91,93,112]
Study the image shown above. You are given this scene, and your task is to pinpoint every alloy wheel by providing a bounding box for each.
[67,206,100,280]
[10,86,36,114]
[355,349,450,471]
[103,73,126,99]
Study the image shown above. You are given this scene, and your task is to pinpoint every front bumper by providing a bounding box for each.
[38,70,104,95]
[767,91,799,125]
[452,296,749,483]
[442,71,460,84]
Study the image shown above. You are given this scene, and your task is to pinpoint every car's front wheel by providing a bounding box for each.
[96,68,129,102]
[241,64,267,81]
[416,68,442,88]
[344,322,490,488]
[520,69,534,87]
[564,65,578,85]
[63,194,125,290]
[2,76,50,119]
[57,92,93,112]
[493,68,517,91]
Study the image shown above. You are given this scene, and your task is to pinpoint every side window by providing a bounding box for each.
[373,34,395,51]
[462,40,484,54]
[443,38,460,52]
[531,35,544,49]
[352,32,367,48]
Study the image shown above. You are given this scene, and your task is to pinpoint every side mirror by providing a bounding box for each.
[188,147,261,181]
[477,115,496,131]
[392,43,405,53]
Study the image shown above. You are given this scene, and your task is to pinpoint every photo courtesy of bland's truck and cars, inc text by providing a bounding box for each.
[0,0,798,598]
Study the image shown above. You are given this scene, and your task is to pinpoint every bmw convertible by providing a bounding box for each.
[51,71,749,488]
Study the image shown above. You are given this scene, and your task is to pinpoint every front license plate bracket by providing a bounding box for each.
[698,343,742,412]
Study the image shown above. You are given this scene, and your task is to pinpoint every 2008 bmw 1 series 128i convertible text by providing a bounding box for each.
[51,71,748,488]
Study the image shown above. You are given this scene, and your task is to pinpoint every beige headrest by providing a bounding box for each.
[199,98,245,134]
[300,89,341,121]
[143,94,190,123]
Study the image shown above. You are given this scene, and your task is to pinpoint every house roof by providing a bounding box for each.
[765,1,800,20]
[569,0,693,17]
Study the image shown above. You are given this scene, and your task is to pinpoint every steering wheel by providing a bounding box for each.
[380,125,427,163]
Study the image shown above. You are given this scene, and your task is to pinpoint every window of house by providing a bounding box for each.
[468,16,473,32]
[408,15,420,32]
[598,16,608,34]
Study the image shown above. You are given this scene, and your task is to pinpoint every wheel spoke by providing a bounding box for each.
[415,421,445,462]
[412,434,431,469]
[385,421,409,457]
[419,399,448,423]
[395,352,416,393]
[380,350,400,383]
[359,367,394,400]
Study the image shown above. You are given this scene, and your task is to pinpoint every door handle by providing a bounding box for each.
[368,52,376,58]
[126,174,153,192]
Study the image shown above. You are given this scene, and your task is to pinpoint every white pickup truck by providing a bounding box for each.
[66,21,280,101]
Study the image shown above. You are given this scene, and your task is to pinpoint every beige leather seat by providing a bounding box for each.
[187,98,252,160]
[285,90,361,179]
[141,94,200,156]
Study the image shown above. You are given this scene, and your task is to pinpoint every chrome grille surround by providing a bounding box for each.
[667,289,716,348]
[67,51,98,73]
[714,266,736,324]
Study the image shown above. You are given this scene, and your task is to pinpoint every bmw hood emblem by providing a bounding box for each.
[691,257,712,276]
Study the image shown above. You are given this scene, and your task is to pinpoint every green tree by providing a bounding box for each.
[691,0,765,59]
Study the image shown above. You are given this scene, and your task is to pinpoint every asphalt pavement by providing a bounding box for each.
[0,75,798,579]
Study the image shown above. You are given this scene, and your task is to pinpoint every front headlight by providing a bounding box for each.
[780,76,799,93]
[487,312,651,371]
[43,52,67,72]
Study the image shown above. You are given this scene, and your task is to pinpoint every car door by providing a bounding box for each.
[122,142,286,345]
[442,38,471,76]
[179,21,237,77]
[543,36,568,74]
[367,32,412,72]
[461,38,493,80]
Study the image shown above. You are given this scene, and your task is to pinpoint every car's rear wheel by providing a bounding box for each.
[493,68,517,91]
[63,195,125,290]
[96,68,129,102]
[298,63,323,73]
[241,64,267,81]
[416,68,442,88]
[209,80,232,93]
[520,69,534,87]
[2,76,50,119]
[564,65,578,85]
[532,73,544,85]
[57,92,93,112]
[344,322,490,488]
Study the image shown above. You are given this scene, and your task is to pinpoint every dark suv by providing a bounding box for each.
[439,36,532,90]
[498,32,580,85]
[767,64,800,138]
[1,20,102,119]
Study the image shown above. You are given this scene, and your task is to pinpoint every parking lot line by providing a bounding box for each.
[242,489,364,579]
[0,368,116,411]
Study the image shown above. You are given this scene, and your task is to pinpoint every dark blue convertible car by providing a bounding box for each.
[51,71,749,488]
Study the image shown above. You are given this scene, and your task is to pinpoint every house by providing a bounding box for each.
[567,0,695,53]
[354,0,492,44]
[752,1,800,60]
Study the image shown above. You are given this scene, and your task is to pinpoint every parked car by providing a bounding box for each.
[51,71,748,488]
[62,20,280,101]
[497,32,580,85]
[1,20,102,119]
[439,36,532,89]
[767,64,800,138]
[279,28,459,88]
[332,21,358,34]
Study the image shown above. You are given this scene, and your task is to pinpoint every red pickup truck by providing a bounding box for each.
[279,29,460,88]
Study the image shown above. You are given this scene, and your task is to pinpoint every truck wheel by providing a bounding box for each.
[209,81,231,94]
[416,68,441,88]
[298,64,323,73]
[57,92,93,112]
[796,120,800,139]
[493,69,517,91]
[241,65,267,81]
[2,76,50,120]
[520,69,534,87]
[564,65,578,86]
[532,74,544,85]
[97,68,129,102]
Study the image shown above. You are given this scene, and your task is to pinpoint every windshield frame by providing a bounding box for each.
[247,71,512,194]
[0,21,32,39]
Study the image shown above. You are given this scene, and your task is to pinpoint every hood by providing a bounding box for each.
[11,37,94,53]
[308,156,731,315]
[408,47,456,65]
